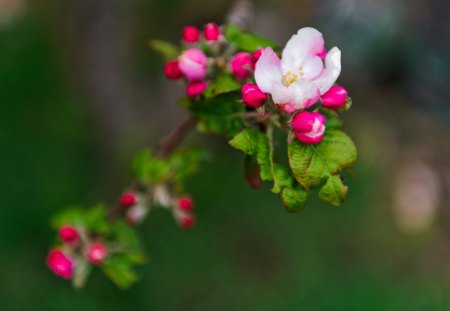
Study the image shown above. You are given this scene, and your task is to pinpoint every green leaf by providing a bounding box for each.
[183,92,245,136]
[83,204,110,234]
[51,204,110,234]
[318,175,348,206]
[101,221,145,289]
[132,149,170,183]
[281,186,309,213]
[225,24,278,52]
[149,39,179,60]
[51,206,85,229]
[288,130,357,190]
[229,128,259,154]
[271,164,294,194]
[229,128,272,181]
[316,130,357,174]
[110,221,142,249]
[231,128,313,212]
[168,147,206,192]
[203,74,241,99]
[287,140,328,189]
[101,254,141,289]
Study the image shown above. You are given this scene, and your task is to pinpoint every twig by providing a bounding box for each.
[157,116,197,157]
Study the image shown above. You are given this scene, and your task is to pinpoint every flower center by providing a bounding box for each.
[282,67,305,86]
[282,71,298,86]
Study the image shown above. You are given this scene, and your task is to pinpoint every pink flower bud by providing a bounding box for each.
[186,81,208,96]
[59,225,78,243]
[47,249,74,279]
[178,196,194,211]
[182,25,200,44]
[87,242,107,265]
[316,46,327,60]
[292,111,326,144]
[321,85,348,109]
[120,192,137,208]
[179,214,196,229]
[230,52,252,79]
[251,49,263,69]
[241,84,267,108]
[178,48,208,81]
[163,60,183,80]
[203,23,221,42]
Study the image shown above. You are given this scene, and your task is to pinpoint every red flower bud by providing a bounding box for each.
[87,242,107,265]
[203,23,221,42]
[292,111,326,144]
[47,249,74,279]
[251,49,263,69]
[163,60,183,80]
[321,85,348,109]
[59,225,78,243]
[178,196,194,211]
[179,214,196,229]
[182,25,200,44]
[120,192,137,207]
[241,84,267,108]
[186,81,208,97]
[230,52,252,79]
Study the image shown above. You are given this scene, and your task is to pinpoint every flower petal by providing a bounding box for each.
[271,81,293,105]
[289,79,320,109]
[281,27,325,74]
[295,129,325,144]
[254,47,282,93]
[312,47,341,94]
[272,80,320,113]
[301,56,324,80]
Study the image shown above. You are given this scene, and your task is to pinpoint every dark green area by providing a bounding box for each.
[1,5,449,311]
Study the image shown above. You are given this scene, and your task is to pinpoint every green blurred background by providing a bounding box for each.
[1,0,450,310]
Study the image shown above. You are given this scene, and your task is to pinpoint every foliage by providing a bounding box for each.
[133,147,206,193]
[225,24,278,52]
[51,205,145,288]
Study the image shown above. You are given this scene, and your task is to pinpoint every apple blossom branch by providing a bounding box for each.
[108,105,279,222]
[47,16,357,289]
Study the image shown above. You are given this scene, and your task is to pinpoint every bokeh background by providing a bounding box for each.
[1,0,450,310]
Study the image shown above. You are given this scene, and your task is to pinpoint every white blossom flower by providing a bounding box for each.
[255,27,341,113]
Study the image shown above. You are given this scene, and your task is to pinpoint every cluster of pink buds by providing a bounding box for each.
[163,23,223,97]
[161,24,352,146]
[47,224,108,280]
